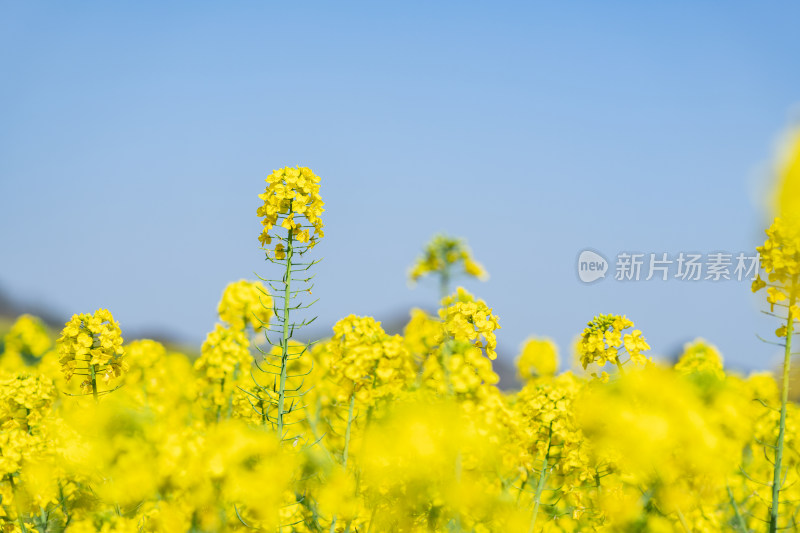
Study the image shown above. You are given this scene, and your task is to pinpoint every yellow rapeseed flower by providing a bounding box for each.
[516,337,559,381]
[674,338,725,380]
[439,287,500,360]
[4,315,51,359]
[753,217,800,313]
[578,314,650,370]
[257,166,324,257]
[409,233,489,286]
[327,315,415,405]
[217,279,273,332]
[56,309,127,393]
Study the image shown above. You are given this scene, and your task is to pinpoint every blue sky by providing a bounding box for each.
[2,2,799,372]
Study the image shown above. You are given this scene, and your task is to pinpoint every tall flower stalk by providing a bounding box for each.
[253,166,324,441]
[753,217,800,532]
[772,286,795,532]
[409,234,488,301]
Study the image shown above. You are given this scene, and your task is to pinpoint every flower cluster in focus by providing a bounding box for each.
[257,166,324,257]
[578,314,650,370]
[753,217,800,316]
[439,287,500,360]
[325,315,415,405]
[56,309,127,393]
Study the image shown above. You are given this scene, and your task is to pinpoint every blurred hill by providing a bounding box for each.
[11,286,781,394]
[0,285,522,389]
[0,285,64,330]
[0,284,190,350]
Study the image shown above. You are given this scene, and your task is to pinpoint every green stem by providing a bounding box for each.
[277,229,294,438]
[17,512,28,533]
[330,393,356,533]
[675,508,690,533]
[216,377,225,423]
[343,393,355,468]
[440,267,450,302]
[58,481,71,529]
[770,278,797,533]
[529,424,553,533]
[307,400,335,464]
[89,363,99,403]
[515,476,526,505]
[35,506,48,532]
[614,356,625,376]
[366,505,378,533]
[7,475,28,533]
[727,485,748,532]
[441,341,453,395]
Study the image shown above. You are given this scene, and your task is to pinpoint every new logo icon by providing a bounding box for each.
[577,250,608,283]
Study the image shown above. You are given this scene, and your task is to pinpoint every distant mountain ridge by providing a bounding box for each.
[0,286,523,390]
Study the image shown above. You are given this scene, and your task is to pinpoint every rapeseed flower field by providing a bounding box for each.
[1,136,799,532]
